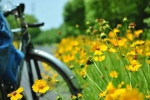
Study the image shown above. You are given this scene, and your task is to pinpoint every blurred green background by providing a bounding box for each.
[1,0,150,45]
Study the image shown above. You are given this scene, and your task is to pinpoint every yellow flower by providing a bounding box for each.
[77,93,83,98]
[131,40,145,47]
[126,51,136,57]
[57,47,64,54]
[126,33,133,41]
[136,40,145,45]
[118,89,143,100]
[78,58,86,65]
[105,83,143,100]
[71,41,78,46]
[118,81,124,89]
[91,41,108,52]
[71,95,77,100]
[80,69,87,79]
[146,95,150,99]
[106,82,116,94]
[111,88,126,99]
[126,60,142,72]
[109,38,127,47]
[113,28,120,33]
[62,54,75,63]
[93,55,105,62]
[100,44,108,51]
[135,46,143,55]
[99,91,107,98]
[108,28,120,38]
[65,45,72,52]
[7,87,24,100]
[146,52,150,56]
[110,71,118,78]
[109,48,116,53]
[79,49,86,58]
[134,30,143,37]
[105,82,126,100]
[109,31,116,38]
[94,50,102,55]
[126,84,132,90]
[32,79,50,94]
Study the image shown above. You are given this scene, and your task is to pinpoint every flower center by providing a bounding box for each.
[12,91,17,96]
[96,47,100,50]
[38,84,44,89]
[132,63,137,67]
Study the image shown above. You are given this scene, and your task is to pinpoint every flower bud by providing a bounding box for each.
[100,32,107,39]
[56,96,62,100]
[71,95,77,100]
[80,64,85,68]
[55,80,59,84]
[123,17,128,22]
[69,64,75,70]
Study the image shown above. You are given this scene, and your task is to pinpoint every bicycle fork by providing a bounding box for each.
[26,57,42,100]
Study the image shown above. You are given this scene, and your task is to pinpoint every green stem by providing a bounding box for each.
[93,61,109,83]
[141,68,150,90]
[93,61,103,75]
[56,83,63,100]
[148,63,149,74]
[83,79,100,94]
[124,21,128,31]
[130,72,144,91]
[84,71,103,92]
[129,72,132,89]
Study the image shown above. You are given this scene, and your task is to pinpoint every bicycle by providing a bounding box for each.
[0,3,82,100]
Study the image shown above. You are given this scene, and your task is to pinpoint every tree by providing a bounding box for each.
[85,0,149,29]
[62,0,149,36]
[63,0,86,36]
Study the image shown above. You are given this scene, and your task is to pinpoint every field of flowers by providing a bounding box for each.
[53,18,150,100]
[8,18,150,100]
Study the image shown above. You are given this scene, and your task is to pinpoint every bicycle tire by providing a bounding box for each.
[21,49,82,100]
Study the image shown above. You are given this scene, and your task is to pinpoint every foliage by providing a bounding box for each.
[61,0,149,38]
[143,2,150,40]
[63,0,86,36]
[143,2,150,27]
[33,28,61,45]
[38,0,149,45]
[85,0,149,28]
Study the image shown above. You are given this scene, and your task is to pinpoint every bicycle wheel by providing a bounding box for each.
[21,49,82,100]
